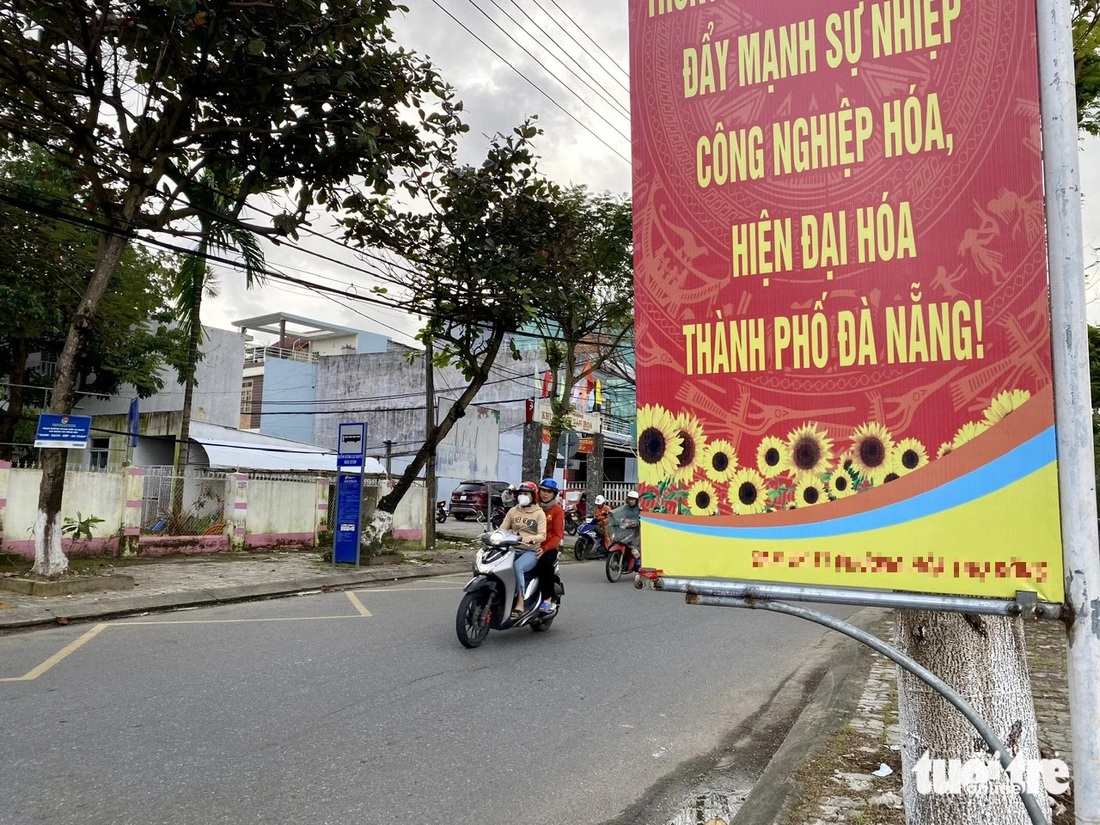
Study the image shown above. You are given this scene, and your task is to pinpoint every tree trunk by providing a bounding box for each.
[895,610,1045,824]
[171,292,202,531]
[376,331,504,515]
[33,231,131,576]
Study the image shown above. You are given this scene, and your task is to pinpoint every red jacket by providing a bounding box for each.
[542,502,564,552]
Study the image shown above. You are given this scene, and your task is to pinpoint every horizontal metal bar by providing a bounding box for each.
[641,576,1064,621]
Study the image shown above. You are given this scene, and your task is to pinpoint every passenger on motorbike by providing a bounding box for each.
[609,490,642,560]
[500,480,546,619]
[535,478,564,613]
[592,494,613,549]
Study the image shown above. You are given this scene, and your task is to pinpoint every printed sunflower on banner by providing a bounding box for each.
[687,479,719,515]
[703,438,737,484]
[637,404,682,486]
[786,423,834,483]
[794,478,828,507]
[727,467,768,515]
[847,422,895,485]
[892,438,929,477]
[671,412,706,484]
[983,388,1031,425]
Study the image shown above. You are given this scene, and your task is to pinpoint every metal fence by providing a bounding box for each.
[141,466,228,535]
[563,480,637,506]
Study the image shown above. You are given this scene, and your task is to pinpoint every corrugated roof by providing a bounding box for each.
[189,422,386,474]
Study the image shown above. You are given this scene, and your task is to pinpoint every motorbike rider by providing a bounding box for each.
[534,478,564,613]
[592,494,613,549]
[499,480,546,619]
[609,490,642,565]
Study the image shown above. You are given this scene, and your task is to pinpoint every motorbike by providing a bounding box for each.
[564,509,580,536]
[607,530,642,580]
[489,504,507,530]
[436,501,448,523]
[572,516,607,560]
[456,530,564,648]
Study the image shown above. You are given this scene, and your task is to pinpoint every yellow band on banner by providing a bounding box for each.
[643,463,1064,603]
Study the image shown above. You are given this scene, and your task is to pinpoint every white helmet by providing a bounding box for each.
[626,490,639,501]
[594,495,606,505]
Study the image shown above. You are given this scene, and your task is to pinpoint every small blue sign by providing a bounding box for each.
[338,422,366,469]
[34,414,93,449]
[334,473,362,564]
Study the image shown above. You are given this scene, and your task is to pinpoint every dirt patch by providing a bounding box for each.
[782,723,904,825]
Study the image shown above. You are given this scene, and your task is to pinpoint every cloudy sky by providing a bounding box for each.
[202,0,1100,342]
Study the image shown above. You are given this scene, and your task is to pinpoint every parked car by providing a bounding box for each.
[448,480,511,521]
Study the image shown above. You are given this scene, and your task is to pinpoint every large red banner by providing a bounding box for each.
[630,0,1064,601]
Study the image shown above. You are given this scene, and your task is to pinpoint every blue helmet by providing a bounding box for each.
[538,478,559,493]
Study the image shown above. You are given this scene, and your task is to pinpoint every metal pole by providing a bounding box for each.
[648,576,1064,619]
[685,594,1050,825]
[1037,1,1100,820]
[425,339,436,551]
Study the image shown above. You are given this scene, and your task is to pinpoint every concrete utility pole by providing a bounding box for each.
[587,432,605,502]
[424,340,436,551]
[1038,1,1100,820]
[521,420,542,483]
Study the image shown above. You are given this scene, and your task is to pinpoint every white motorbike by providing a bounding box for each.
[455,529,564,648]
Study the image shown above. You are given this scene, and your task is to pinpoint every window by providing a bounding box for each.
[89,437,110,470]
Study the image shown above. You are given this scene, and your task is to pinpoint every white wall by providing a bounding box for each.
[247,478,317,535]
[5,469,125,539]
[78,326,246,428]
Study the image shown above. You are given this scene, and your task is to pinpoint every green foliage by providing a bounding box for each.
[531,188,634,477]
[1075,0,1100,134]
[0,145,186,458]
[346,120,565,512]
[61,512,105,541]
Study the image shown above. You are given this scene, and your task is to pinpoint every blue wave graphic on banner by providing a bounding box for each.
[647,428,1056,540]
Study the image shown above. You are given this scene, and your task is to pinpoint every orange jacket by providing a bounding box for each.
[541,502,564,552]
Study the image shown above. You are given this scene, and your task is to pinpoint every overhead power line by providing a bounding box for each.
[428,0,631,164]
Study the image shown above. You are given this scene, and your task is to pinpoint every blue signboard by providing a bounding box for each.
[33,414,93,449]
[338,422,366,469]
[334,472,362,564]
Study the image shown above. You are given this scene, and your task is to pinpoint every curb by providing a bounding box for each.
[0,562,472,631]
[731,608,886,825]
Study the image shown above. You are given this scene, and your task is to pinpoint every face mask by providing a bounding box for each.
[517,494,532,506]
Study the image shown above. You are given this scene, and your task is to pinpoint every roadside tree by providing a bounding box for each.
[344,121,565,525]
[168,169,267,530]
[0,145,185,462]
[532,188,633,480]
[0,0,462,574]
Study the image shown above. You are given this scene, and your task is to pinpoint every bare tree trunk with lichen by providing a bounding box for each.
[895,610,1047,824]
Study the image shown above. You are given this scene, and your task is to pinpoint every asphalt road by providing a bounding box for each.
[0,563,853,825]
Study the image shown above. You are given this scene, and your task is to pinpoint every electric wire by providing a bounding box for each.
[427,0,630,164]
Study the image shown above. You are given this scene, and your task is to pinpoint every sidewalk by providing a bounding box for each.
[0,543,476,632]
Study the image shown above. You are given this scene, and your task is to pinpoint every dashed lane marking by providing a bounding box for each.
[0,623,109,682]
[1,580,465,681]
[345,591,372,616]
[0,592,379,681]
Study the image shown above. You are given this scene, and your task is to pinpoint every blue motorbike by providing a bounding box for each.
[572,516,607,560]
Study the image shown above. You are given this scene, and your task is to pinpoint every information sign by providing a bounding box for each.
[334,472,362,564]
[338,422,366,469]
[33,414,92,449]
